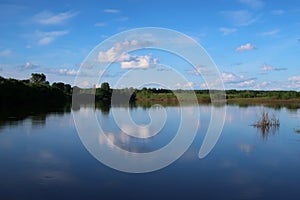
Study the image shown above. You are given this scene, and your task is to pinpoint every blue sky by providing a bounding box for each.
[0,0,299,90]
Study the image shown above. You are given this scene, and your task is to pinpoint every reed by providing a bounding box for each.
[253,110,280,128]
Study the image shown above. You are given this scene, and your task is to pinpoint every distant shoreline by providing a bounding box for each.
[1,74,300,108]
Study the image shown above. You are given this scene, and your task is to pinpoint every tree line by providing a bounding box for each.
[1,73,300,108]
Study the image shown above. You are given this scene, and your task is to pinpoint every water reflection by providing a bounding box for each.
[0,104,71,129]
[256,124,279,140]
[0,103,300,200]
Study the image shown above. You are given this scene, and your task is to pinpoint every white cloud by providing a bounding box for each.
[121,55,158,69]
[79,80,91,88]
[288,76,300,82]
[98,40,141,63]
[175,82,195,89]
[261,64,286,71]
[237,0,264,9]
[34,11,78,25]
[287,76,300,90]
[0,49,12,57]
[184,82,194,88]
[221,10,259,26]
[98,40,158,69]
[222,72,257,88]
[50,68,79,76]
[103,9,120,14]
[37,30,69,45]
[260,29,280,36]
[219,27,237,35]
[236,43,256,52]
[271,10,285,15]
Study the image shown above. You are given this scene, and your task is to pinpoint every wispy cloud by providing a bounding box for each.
[0,49,12,57]
[103,9,120,14]
[201,72,257,89]
[36,30,69,45]
[17,62,40,70]
[260,29,280,36]
[115,17,129,21]
[221,10,260,26]
[237,0,264,9]
[49,68,79,76]
[94,22,106,27]
[236,43,256,52]
[34,11,78,25]
[219,27,237,35]
[261,64,286,71]
[271,10,285,15]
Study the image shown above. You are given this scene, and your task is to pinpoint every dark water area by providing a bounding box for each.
[0,103,300,200]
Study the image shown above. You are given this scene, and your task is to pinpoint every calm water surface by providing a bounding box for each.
[0,104,300,200]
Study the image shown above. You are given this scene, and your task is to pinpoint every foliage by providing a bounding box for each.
[0,74,70,107]
[30,73,47,84]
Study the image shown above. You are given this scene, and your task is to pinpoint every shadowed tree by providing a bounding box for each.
[30,73,47,84]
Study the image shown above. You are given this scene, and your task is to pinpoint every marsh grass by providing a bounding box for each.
[252,110,280,139]
[253,110,280,128]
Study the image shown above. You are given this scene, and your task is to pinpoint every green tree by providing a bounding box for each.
[30,73,47,84]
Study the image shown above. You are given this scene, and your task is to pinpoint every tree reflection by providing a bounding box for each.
[0,104,71,129]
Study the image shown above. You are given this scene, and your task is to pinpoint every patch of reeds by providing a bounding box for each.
[252,110,280,139]
[252,110,280,128]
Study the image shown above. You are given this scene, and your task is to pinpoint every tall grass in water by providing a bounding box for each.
[252,110,280,139]
[253,110,280,128]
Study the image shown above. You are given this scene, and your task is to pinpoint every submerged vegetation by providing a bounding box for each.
[253,110,280,128]
[252,110,280,139]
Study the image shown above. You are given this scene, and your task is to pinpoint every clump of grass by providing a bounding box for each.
[252,110,280,139]
[253,110,280,128]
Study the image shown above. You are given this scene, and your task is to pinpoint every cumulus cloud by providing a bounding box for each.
[236,43,256,52]
[98,40,158,69]
[237,0,264,9]
[37,30,69,45]
[261,64,286,71]
[288,76,300,82]
[34,11,78,25]
[0,49,12,57]
[98,40,140,63]
[121,55,158,69]
[222,72,256,88]
[103,9,120,14]
[287,76,300,90]
[219,27,237,35]
[221,10,259,26]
